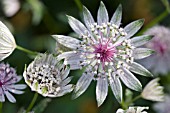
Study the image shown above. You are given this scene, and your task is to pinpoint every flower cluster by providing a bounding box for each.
[0,63,26,103]
[23,53,74,97]
[53,1,153,106]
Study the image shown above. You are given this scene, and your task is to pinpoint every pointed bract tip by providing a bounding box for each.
[71,92,79,100]
[100,1,104,5]
[97,100,104,107]
[118,4,122,9]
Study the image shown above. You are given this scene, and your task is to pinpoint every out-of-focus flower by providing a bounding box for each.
[23,53,74,97]
[0,21,16,61]
[141,26,170,75]
[1,0,20,17]
[153,96,170,113]
[0,63,26,103]
[116,106,149,113]
[141,78,164,101]
[53,1,154,106]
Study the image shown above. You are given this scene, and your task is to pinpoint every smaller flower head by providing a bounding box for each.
[116,106,149,113]
[0,21,16,61]
[141,78,164,101]
[2,0,20,17]
[23,53,74,97]
[0,63,26,103]
[141,26,170,74]
[153,95,170,113]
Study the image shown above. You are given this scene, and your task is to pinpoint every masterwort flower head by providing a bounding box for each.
[141,78,164,101]
[53,2,154,106]
[140,26,170,75]
[116,106,149,113]
[0,63,26,103]
[153,95,170,113]
[23,53,74,97]
[1,0,20,17]
[0,21,16,61]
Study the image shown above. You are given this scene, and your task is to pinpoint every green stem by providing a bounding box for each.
[127,95,142,106]
[121,95,142,109]
[74,0,83,11]
[0,103,2,113]
[26,93,39,113]
[16,45,38,56]
[137,10,169,35]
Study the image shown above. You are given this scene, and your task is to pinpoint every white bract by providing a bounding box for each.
[116,106,149,113]
[53,2,154,106]
[0,21,16,61]
[142,78,164,101]
[23,53,74,97]
[141,26,170,75]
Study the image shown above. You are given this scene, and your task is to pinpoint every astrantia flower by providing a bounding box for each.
[0,63,26,103]
[53,2,153,106]
[153,96,170,113]
[141,78,164,101]
[1,0,20,17]
[0,21,16,61]
[23,53,74,97]
[116,106,149,113]
[141,26,170,74]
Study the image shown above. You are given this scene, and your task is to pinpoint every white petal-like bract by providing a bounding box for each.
[0,21,16,61]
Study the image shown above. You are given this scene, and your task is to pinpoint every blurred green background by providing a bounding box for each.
[0,0,170,113]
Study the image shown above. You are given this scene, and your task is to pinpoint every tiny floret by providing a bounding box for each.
[53,1,154,106]
[0,63,26,103]
[23,53,74,97]
[141,78,164,101]
[0,21,16,61]
[116,106,149,113]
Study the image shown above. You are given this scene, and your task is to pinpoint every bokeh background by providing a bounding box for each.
[0,0,170,113]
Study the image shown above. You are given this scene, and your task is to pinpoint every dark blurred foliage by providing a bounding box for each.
[0,0,170,113]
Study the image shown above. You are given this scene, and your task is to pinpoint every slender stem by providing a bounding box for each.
[26,93,39,113]
[74,0,83,11]
[121,95,142,109]
[0,103,2,113]
[16,45,38,56]
[127,95,142,105]
[137,10,169,35]
[120,100,128,110]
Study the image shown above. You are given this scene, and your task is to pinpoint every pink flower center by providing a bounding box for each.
[0,82,3,87]
[152,40,167,55]
[93,38,117,66]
